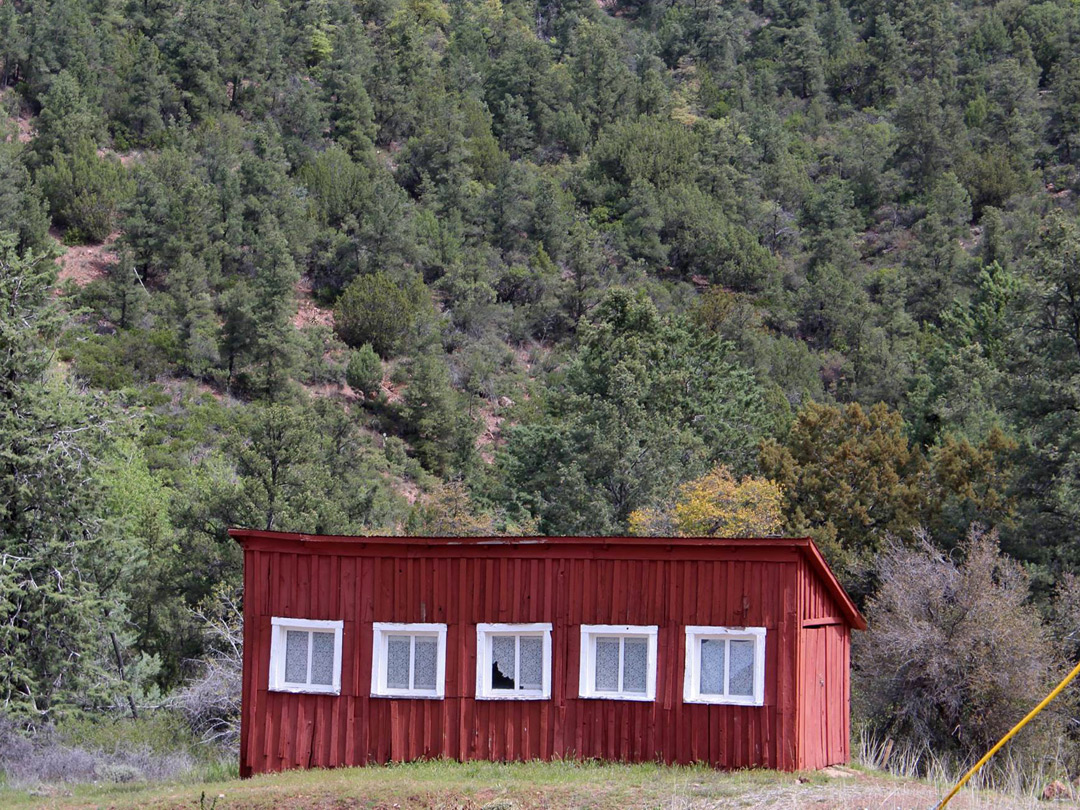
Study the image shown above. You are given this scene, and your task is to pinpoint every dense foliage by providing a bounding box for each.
[2,0,1080,771]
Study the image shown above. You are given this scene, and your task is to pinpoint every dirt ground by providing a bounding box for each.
[53,229,120,288]
[293,276,335,330]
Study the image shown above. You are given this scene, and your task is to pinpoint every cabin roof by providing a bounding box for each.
[229,529,866,630]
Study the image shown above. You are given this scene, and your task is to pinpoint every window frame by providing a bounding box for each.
[268,617,344,695]
[475,623,553,700]
[683,625,766,706]
[578,624,659,702]
[370,622,447,699]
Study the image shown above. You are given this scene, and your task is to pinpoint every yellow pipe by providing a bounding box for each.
[936,657,1080,810]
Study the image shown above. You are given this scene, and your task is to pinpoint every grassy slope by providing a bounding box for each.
[0,759,1044,810]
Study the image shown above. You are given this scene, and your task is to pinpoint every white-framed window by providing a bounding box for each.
[475,623,552,700]
[268,617,344,695]
[370,623,447,699]
[683,626,766,706]
[578,625,658,701]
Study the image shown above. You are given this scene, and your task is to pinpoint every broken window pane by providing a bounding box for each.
[729,640,755,696]
[386,635,411,689]
[622,638,648,693]
[491,635,516,690]
[285,630,309,684]
[518,636,543,690]
[595,638,620,691]
[414,637,438,690]
[310,631,335,686]
[699,639,725,695]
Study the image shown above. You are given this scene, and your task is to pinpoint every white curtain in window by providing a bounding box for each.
[728,640,755,696]
[285,630,309,683]
[310,631,335,686]
[492,636,516,681]
[595,638,620,691]
[518,637,543,689]
[414,638,438,690]
[699,638,725,695]
[386,635,411,689]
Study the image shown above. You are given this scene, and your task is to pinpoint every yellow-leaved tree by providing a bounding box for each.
[628,466,783,537]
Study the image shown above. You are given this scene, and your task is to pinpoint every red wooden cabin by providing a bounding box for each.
[231,530,866,776]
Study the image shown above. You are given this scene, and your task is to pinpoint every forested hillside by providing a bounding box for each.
[3,0,1080,778]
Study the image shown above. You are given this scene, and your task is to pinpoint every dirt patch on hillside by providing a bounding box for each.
[388,475,420,505]
[476,397,516,463]
[54,229,120,287]
[293,276,334,330]
[379,374,404,405]
[0,88,33,144]
[476,406,504,463]
[97,147,143,168]
[301,381,360,402]
[11,110,32,144]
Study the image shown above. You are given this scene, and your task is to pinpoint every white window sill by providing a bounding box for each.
[683,695,763,706]
[269,683,341,696]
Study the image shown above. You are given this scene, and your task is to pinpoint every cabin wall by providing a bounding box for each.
[800,559,844,623]
[239,546,804,775]
[795,561,852,769]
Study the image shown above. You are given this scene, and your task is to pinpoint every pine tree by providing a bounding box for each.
[621,180,668,269]
[36,137,133,243]
[345,344,383,399]
[402,352,478,476]
[0,2,25,89]
[234,404,317,532]
[329,73,377,158]
[32,70,100,162]
[220,282,256,393]
[0,233,126,724]
[170,253,221,379]
[106,249,148,331]
[0,140,51,256]
[247,216,299,400]
[118,36,171,147]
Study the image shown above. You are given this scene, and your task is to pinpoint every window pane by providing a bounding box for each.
[491,635,516,690]
[622,638,648,694]
[285,630,309,684]
[729,640,755,696]
[414,637,438,690]
[518,636,543,690]
[386,635,411,689]
[699,639,725,695]
[310,631,335,686]
[595,638,620,691]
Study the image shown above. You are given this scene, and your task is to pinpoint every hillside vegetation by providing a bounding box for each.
[4,0,1080,787]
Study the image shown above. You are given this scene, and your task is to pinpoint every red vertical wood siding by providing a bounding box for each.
[800,557,845,623]
[234,534,862,776]
[795,559,854,769]
[795,625,850,769]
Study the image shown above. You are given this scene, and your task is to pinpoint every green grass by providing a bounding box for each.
[0,757,1039,810]
[53,713,201,757]
[0,759,821,810]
